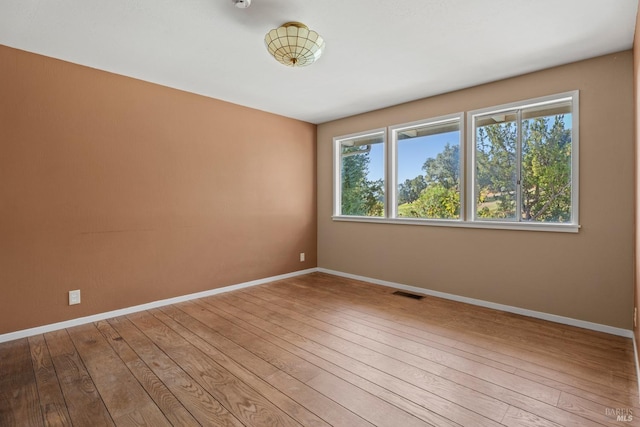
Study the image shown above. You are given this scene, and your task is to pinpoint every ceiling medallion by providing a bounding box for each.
[264,22,325,67]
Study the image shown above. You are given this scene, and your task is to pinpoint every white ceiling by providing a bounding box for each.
[0,0,637,124]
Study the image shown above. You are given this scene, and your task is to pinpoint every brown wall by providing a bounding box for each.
[318,51,634,329]
[0,45,317,335]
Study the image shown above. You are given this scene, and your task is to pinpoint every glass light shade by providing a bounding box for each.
[264,22,325,67]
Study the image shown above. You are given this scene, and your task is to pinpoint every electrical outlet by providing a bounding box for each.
[69,290,81,305]
[299,252,305,262]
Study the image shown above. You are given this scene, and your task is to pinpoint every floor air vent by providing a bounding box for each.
[392,291,424,300]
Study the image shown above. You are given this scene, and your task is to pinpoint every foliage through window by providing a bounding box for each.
[472,97,575,223]
[392,117,462,219]
[337,131,385,217]
[333,92,578,231]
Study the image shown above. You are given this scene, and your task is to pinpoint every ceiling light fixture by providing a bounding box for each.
[231,0,251,8]
[264,22,325,67]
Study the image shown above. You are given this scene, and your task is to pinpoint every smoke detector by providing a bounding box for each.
[232,0,251,8]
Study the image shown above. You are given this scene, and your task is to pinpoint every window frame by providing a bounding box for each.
[467,91,579,232]
[331,91,579,233]
[333,128,387,218]
[388,113,465,223]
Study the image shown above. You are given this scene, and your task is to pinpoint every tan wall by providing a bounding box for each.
[634,12,640,347]
[0,45,317,335]
[318,51,634,329]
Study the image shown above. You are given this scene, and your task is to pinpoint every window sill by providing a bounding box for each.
[331,215,580,233]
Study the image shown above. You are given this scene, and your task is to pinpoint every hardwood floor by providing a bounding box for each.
[1,272,638,426]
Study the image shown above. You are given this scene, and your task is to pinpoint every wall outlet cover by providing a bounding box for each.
[69,290,81,305]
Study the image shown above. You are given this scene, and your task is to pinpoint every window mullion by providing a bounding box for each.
[388,128,396,218]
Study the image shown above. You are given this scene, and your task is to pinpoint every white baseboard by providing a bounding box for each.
[4,266,634,345]
[317,268,634,338]
[0,268,318,344]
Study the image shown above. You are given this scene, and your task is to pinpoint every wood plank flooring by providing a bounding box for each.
[1,272,638,426]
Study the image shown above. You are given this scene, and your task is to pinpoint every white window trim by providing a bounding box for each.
[388,113,465,221]
[466,91,579,231]
[332,215,579,233]
[333,128,386,218]
[331,91,580,233]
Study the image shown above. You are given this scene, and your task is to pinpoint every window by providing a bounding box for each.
[469,92,578,226]
[334,129,386,217]
[390,115,463,220]
[332,91,579,232]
